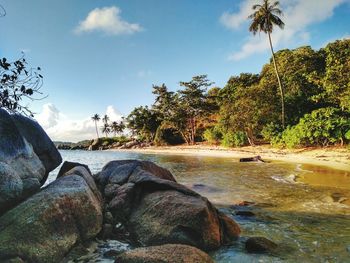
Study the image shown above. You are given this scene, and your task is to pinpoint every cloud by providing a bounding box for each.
[75,6,142,36]
[221,0,348,60]
[35,103,124,142]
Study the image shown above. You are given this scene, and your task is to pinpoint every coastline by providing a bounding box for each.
[110,144,350,172]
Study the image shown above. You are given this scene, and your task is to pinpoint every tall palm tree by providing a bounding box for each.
[249,0,285,128]
[91,114,100,138]
[111,121,126,137]
[102,122,111,138]
[111,121,119,137]
[102,114,109,125]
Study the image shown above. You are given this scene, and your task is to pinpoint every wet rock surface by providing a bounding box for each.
[115,244,214,263]
[245,236,278,254]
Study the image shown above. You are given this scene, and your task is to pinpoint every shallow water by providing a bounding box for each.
[52,150,350,263]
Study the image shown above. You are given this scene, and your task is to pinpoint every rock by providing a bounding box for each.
[245,237,278,254]
[96,160,240,251]
[101,223,114,239]
[95,160,176,189]
[0,109,46,214]
[128,190,234,250]
[11,113,62,183]
[239,156,265,162]
[105,211,114,224]
[115,244,214,263]
[235,211,255,217]
[57,161,92,179]
[0,166,103,263]
[120,141,139,149]
[89,138,101,151]
[104,183,121,199]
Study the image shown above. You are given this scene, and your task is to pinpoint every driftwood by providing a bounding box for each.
[239,155,265,163]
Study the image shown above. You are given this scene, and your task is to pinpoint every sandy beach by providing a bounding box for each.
[115,144,350,172]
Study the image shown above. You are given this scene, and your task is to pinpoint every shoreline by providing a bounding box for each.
[110,144,350,172]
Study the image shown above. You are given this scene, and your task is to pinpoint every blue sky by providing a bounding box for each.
[1,0,349,141]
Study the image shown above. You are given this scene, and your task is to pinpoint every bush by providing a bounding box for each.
[270,107,350,148]
[221,131,247,147]
[203,126,222,145]
[261,122,282,142]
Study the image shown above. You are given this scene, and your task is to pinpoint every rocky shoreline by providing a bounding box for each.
[0,109,249,262]
[56,138,151,151]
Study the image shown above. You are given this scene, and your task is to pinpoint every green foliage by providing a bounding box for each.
[0,55,44,116]
[272,107,350,148]
[126,38,350,148]
[126,106,161,141]
[221,131,247,148]
[203,126,222,145]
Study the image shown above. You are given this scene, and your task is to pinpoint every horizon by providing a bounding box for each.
[1,0,350,141]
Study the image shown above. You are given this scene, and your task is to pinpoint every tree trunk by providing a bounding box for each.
[268,32,285,129]
[95,122,99,139]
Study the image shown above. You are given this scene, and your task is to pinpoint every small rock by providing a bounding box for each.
[245,237,278,254]
[235,211,255,217]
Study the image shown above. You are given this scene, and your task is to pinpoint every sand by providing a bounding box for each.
[115,144,350,172]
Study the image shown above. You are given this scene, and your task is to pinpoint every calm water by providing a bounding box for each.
[51,150,350,263]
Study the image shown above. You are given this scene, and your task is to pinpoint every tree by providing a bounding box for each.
[177,75,214,144]
[0,55,44,116]
[111,121,125,137]
[102,114,109,124]
[249,0,286,128]
[126,106,161,141]
[91,114,100,139]
[101,122,111,138]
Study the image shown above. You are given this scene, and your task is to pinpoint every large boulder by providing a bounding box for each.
[94,160,240,251]
[0,166,103,263]
[0,109,46,213]
[11,113,62,183]
[115,244,214,263]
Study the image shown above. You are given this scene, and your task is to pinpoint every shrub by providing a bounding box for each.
[203,126,222,145]
[271,107,350,148]
[221,131,247,147]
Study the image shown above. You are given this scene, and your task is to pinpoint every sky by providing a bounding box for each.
[1,0,350,142]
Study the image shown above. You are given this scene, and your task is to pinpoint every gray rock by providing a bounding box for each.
[96,160,240,251]
[0,109,46,214]
[0,167,103,263]
[11,113,62,183]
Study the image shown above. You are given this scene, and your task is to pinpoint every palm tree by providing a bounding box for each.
[102,114,109,125]
[111,121,119,137]
[102,122,111,138]
[249,0,285,128]
[111,121,126,137]
[91,114,100,138]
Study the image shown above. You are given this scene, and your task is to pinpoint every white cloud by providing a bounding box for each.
[105,105,123,122]
[75,6,142,36]
[35,103,124,142]
[221,0,349,60]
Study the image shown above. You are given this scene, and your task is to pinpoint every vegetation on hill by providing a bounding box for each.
[126,39,350,149]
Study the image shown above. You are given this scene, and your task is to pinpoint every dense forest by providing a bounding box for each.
[126,39,350,148]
